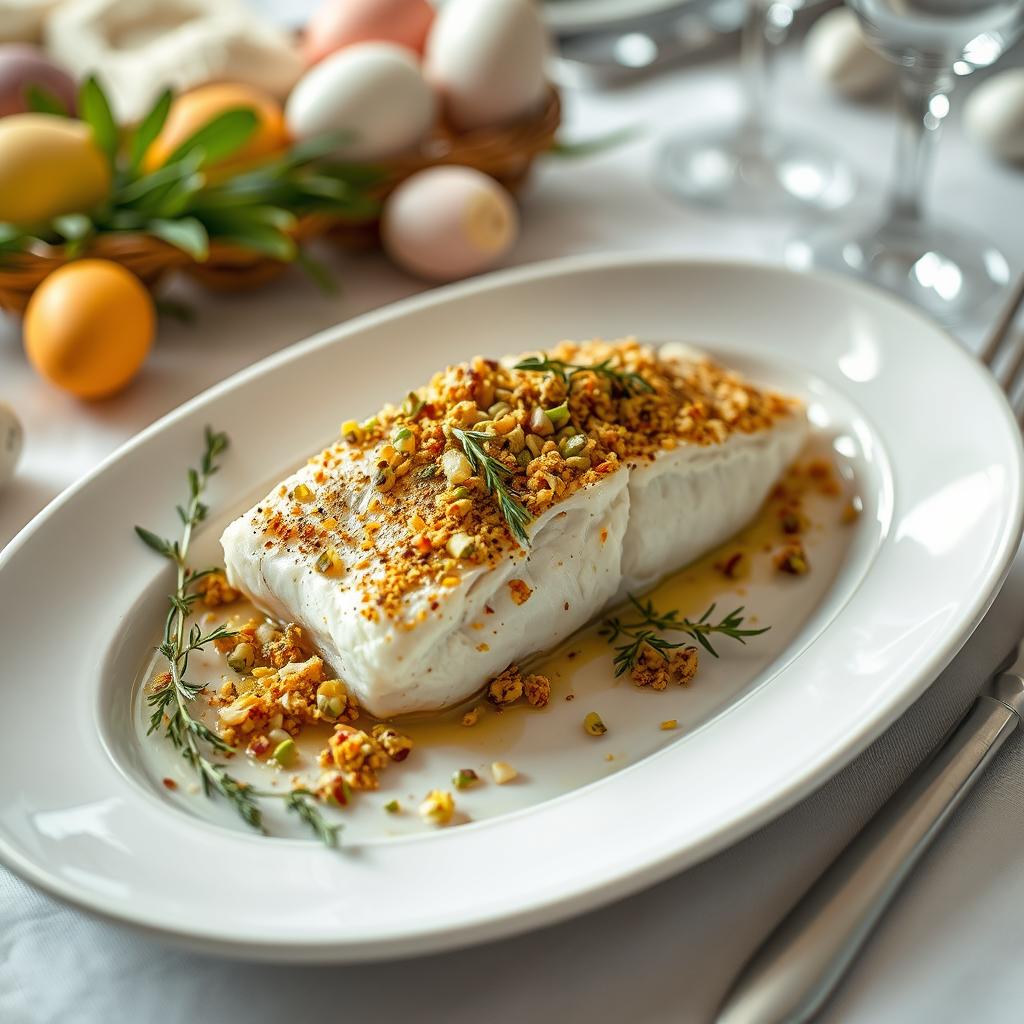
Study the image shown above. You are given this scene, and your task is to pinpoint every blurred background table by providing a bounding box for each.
[2,15,1024,1024]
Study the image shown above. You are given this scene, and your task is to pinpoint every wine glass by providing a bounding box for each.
[786,0,1024,322]
[656,0,857,212]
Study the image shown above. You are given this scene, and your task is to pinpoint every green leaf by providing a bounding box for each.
[548,125,643,159]
[52,213,93,241]
[296,248,337,295]
[146,217,209,260]
[135,526,173,558]
[163,107,259,170]
[78,75,119,168]
[129,88,172,173]
[24,84,68,117]
[216,222,296,262]
[154,297,198,323]
[116,151,204,206]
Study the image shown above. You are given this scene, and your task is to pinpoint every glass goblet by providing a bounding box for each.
[787,0,1024,322]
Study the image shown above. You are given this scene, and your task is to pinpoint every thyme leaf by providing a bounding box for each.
[514,354,654,397]
[136,427,341,847]
[452,428,532,547]
[600,594,769,676]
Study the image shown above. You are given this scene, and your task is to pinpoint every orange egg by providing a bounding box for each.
[143,83,288,174]
[24,260,155,400]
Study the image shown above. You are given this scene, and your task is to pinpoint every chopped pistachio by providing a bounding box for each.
[316,679,348,720]
[384,799,401,814]
[226,642,255,674]
[419,789,455,826]
[402,391,423,417]
[270,738,296,766]
[442,448,473,485]
[416,463,438,479]
[315,548,344,576]
[452,768,480,790]
[490,761,518,785]
[546,402,570,427]
[660,719,679,731]
[528,406,554,436]
[561,434,588,458]
[583,711,607,736]
[446,532,476,559]
[340,419,363,444]
[374,464,396,492]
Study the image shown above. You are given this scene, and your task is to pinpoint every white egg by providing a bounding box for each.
[285,42,435,161]
[381,166,519,281]
[0,401,23,488]
[425,0,548,132]
[805,8,894,100]
[965,69,1024,164]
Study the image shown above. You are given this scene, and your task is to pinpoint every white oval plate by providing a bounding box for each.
[0,255,1020,962]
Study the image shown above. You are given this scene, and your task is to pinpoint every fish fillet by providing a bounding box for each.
[222,339,807,716]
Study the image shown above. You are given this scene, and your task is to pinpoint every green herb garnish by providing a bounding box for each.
[1,76,379,292]
[137,427,341,847]
[514,354,654,397]
[452,428,532,547]
[600,594,769,676]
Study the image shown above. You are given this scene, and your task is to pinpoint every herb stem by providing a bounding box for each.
[600,594,769,676]
[514,354,654,397]
[452,428,533,547]
[137,427,341,848]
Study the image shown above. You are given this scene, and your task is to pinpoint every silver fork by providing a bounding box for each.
[716,276,1024,1024]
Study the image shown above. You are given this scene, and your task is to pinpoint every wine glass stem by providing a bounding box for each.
[887,67,953,224]
[740,0,791,146]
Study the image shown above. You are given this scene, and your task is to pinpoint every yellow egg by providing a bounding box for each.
[144,83,288,174]
[24,260,155,400]
[0,114,110,226]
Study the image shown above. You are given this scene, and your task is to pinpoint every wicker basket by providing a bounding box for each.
[0,89,561,315]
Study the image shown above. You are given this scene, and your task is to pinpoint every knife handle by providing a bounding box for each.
[716,684,1024,1024]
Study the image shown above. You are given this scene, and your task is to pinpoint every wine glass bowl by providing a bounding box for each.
[787,0,1024,323]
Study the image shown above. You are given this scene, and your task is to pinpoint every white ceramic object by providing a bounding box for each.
[0,0,64,43]
[286,42,435,161]
[965,69,1024,164]
[425,0,548,131]
[381,166,519,281]
[0,255,1020,962]
[805,8,894,100]
[0,401,23,487]
[44,0,303,122]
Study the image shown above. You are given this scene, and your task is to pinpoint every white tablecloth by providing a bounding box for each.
[3,33,1024,1024]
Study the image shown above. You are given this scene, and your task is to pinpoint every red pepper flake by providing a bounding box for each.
[162,777,177,790]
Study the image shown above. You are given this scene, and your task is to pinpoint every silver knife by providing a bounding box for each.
[716,643,1024,1024]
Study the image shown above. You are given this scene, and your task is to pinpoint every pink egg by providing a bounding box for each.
[0,45,76,118]
[304,0,435,64]
[382,166,519,282]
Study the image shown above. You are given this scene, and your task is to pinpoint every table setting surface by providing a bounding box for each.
[2,24,1024,1024]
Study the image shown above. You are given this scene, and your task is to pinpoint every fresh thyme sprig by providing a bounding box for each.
[600,594,769,676]
[514,354,654,397]
[136,426,341,848]
[452,427,533,547]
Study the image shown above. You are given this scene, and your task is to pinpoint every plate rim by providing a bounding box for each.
[1,252,1021,961]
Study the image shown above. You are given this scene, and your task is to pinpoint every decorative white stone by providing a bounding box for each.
[965,69,1024,164]
[805,8,894,100]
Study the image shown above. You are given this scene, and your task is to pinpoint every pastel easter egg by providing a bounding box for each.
[0,44,76,117]
[0,113,109,225]
[382,166,519,281]
[304,0,435,63]
[24,260,155,400]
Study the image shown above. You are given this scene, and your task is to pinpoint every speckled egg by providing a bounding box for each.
[286,42,435,161]
[965,69,1024,164]
[0,44,76,117]
[24,260,155,400]
[144,83,288,173]
[304,0,435,63]
[381,166,519,281]
[425,0,548,131]
[0,114,109,225]
[0,401,23,488]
